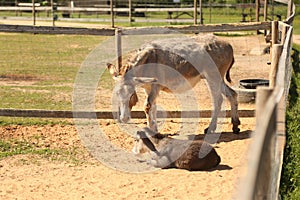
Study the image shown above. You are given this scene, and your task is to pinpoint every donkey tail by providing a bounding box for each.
[226,57,234,83]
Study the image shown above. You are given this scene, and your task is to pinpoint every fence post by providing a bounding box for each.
[110,0,114,28]
[269,44,283,88]
[51,0,55,26]
[15,0,18,16]
[255,87,276,199]
[271,21,279,45]
[194,0,197,25]
[256,87,273,128]
[129,0,132,24]
[264,0,268,22]
[263,0,268,35]
[255,0,260,22]
[270,21,279,67]
[199,0,203,24]
[32,0,36,25]
[280,23,289,45]
[287,0,294,18]
[115,28,122,72]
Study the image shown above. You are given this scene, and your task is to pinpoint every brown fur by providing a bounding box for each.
[134,128,221,171]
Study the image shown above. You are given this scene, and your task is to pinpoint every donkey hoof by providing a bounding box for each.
[233,127,240,134]
[204,127,209,134]
[204,127,215,134]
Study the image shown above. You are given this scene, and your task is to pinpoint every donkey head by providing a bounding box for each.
[107,63,157,123]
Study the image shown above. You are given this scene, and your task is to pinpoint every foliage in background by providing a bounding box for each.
[280,44,300,200]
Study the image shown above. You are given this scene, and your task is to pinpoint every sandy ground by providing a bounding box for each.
[0,22,275,200]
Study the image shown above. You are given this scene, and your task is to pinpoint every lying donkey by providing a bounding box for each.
[132,127,221,171]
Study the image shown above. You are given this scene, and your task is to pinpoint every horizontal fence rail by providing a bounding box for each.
[0,109,255,119]
[0,4,276,12]
[0,2,286,26]
[0,21,271,35]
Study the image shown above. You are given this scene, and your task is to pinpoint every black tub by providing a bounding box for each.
[239,79,269,89]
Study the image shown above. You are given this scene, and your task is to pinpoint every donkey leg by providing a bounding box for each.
[145,102,157,131]
[144,85,159,131]
[205,92,223,134]
[148,155,173,169]
[222,84,241,134]
[204,75,224,134]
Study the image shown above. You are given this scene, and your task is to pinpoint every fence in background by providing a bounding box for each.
[236,0,294,199]
[0,1,288,26]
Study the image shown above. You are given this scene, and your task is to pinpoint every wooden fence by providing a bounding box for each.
[0,1,295,199]
[0,20,272,120]
[236,1,294,199]
[0,1,278,26]
[0,21,271,35]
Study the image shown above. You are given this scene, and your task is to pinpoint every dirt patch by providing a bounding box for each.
[0,74,39,86]
[0,122,253,200]
[0,34,271,199]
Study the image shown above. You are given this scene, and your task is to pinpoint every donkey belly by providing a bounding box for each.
[160,74,202,93]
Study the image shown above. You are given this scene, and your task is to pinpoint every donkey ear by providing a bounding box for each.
[106,63,119,77]
[132,77,157,85]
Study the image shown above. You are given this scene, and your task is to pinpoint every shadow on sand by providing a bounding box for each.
[186,130,252,144]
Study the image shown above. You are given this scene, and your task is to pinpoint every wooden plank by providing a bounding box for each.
[238,87,279,200]
[269,44,283,88]
[263,0,268,22]
[32,0,36,26]
[254,87,275,199]
[0,22,271,36]
[256,0,260,22]
[284,1,295,25]
[0,109,255,119]
[272,21,279,45]
[0,6,129,12]
[135,7,195,12]
[122,22,271,35]
[287,0,294,18]
[110,0,114,28]
[115,28,122,70]
[274,93,287,198]
[276,26,293,90]
[0,6,50,11]
[18,3,41,7]
[0,24,115,35]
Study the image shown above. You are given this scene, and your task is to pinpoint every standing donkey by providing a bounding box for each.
[108,34,240,134]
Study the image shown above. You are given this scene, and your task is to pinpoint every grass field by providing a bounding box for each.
[0,34,106,111]
[279,44,300,200]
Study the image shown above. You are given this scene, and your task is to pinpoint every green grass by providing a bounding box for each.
[0,117,73,126]
[0,33,106,111]
[280,44,300,200]
[0,85,72,109]
[0,139,57,158]
[0,34,105,82]
[0,139,84,164]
